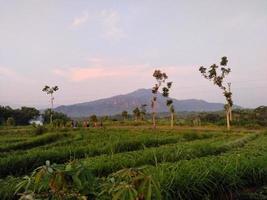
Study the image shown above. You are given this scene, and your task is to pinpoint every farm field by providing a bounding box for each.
[0,126,267,199]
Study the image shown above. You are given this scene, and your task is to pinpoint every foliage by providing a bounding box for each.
[199,56,233,129]
[0,106,40,125]
[99,167,161,200]
[121,111,128,120]
[0,129,191,178]
[16,160,96,200]
[149,135,267,199]
[151,70,169,128]
[140,104,147,120]
[6,117,15,126]
[42,85,59,124]
[133,107,141,121]
[0,127,266,200]
[33,125,47,135]
[42,109,70,125]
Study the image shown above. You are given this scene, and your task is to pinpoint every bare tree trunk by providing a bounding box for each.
[171,112,174,128]
[152,112,156,128]
[152,98,156,128]
[50,94,54,124]
[226,108,230,131]
[229,106,233,121]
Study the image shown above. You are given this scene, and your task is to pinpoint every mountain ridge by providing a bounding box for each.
[55,88,232,117]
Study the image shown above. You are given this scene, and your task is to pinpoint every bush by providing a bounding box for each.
[6,117,15,126]
[33,125,47,135]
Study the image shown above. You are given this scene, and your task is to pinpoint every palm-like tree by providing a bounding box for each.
[42,85,59,124]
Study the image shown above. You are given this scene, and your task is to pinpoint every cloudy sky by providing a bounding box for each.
[0,0,266,108]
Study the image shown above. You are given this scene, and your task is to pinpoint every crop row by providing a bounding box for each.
[0,132,71,153]
[0,133,258,200]
[0,131,216,178]
[81,134,256,176]
[147,134,267,199]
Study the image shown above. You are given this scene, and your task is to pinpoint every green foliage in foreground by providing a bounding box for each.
[82,134,256,176]
[150,134,267,199]
[15,161,161,200]
[0,129,215,178]
[3,133,267,200]
[0,127,266,200]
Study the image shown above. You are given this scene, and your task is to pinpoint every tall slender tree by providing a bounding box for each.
[42,85,59,124]
[151,70,168,128]
[121,110,128,121]
[132,107,141,121]
[140,104,147,120]
[162,81,175,128]
[199,56,233,130]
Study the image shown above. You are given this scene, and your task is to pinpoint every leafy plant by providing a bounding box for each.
[15,160,96,200]
[99,167,161,200]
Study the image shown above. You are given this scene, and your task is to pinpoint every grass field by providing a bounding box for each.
[0,126,266,199]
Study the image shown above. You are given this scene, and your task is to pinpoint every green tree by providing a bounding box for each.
[151,70,168,128]
[42,85,59,124]
[6,117,15,126]
[199,56,233,130]
[121,110,128,121]
[132,107,141,121]
[162,81,175,128]
[0,106,39,125]
[140,104,147,120]
[42,109,70,125]
[90,115,98,127]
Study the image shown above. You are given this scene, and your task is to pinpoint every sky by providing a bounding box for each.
[0,0,266,109]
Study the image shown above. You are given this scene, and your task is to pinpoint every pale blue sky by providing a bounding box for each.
[0,0,266,108]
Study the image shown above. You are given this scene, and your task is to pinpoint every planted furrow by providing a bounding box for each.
[0,132,71,153]
[81,134,256,176]
[0,131,215,178]
[147,135,267,199]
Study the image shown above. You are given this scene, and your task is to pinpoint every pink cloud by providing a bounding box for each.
[71,12,89,28]
[0,67,29,81]
[52,63,196,83]
[53,66,134,82]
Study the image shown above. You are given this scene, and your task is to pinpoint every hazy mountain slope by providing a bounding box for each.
[55,89,229,117]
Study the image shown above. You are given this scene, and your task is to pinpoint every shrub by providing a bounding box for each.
[15,160,96,200]
[33,125,47,135]
[6,117,15,126]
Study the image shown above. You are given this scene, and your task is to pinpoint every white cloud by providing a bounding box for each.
[100,9,125,41]
[0,67,27,81]
[71,11,89,27]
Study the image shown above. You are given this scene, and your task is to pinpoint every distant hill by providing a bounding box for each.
[55,89,234,118]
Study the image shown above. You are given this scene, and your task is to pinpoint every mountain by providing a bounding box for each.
[55,89,231,118]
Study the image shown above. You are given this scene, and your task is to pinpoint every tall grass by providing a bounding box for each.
[0,132,70,152]
[82,134,255,176]
[149,135,267,199]
[0,130,216,178]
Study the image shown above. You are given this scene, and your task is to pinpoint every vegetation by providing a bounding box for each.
[42,85,59,124]
[0,126,266,200]
[162,81,175,128]
[151,70,168,128]
[199,57,233,130]
[0,106,39,125]
[121,110,128,121]
[132,107,141,121]
[42,109,71,126]
[0,63,266,200]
